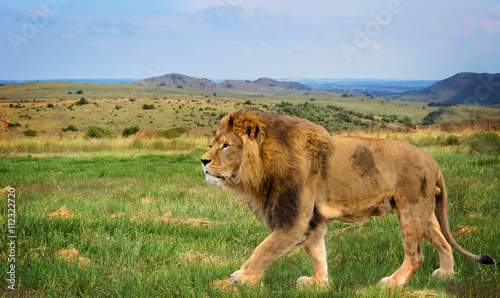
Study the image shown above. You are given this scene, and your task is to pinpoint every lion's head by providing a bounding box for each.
[201,109,266,189]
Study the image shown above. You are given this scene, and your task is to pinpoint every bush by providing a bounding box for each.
[76,98,89,106]
[62,125,78,132]
[445,135,460,146]
[84,125,116,139]
[468,130,500,155]
[47,103,54,108]
[142,104,155,110]
[158,127,188,139]
[122,124,141,137]
[23,129,37,137]
[76,90,84,94]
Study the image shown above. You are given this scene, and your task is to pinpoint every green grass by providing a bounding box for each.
[1,143,498,297]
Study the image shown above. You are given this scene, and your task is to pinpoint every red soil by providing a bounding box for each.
[0,119,10,130]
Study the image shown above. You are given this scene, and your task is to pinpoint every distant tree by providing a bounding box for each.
[244,100,252,106]
[68,91,73,94]
[76,90,84,94]
[47,103,54,108]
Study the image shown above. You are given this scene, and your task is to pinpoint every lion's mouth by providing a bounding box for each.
[205,171,233,180]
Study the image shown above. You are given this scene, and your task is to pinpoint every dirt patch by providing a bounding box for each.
[48,206,73,219]
[0,120,11,131]
[55,248,90,266]
[456,225,477,238]
[176,250,213,265]
[158,215,214,226]
[211,279,238,294]
[1,186,12,195]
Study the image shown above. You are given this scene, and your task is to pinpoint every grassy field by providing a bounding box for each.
[1,130,498,297]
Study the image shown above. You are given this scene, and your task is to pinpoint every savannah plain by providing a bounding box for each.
[0,82,499,297]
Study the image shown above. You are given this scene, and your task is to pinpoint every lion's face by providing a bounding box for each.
[201,129,243,186]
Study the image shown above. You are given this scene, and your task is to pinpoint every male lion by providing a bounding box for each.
[201,108,494,287]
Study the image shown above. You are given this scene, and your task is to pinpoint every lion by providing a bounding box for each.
[201,108,495,287]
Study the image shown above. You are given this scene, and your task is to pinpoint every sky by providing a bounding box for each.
[1,0,499,81]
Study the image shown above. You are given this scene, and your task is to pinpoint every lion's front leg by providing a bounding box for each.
[229,221,310,286]
[296,224,329,287]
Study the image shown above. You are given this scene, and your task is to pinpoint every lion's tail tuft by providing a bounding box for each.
[479,254,496,265]
[435,170,496,265]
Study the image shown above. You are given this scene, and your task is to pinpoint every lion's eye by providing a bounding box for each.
[222,143,230,149]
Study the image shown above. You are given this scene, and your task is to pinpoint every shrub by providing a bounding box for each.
[76,90,84,94]
[47,103,54,108]
[158,127,188,139]
[122,124,141,137]
[23,129,37,137]
[468,130,500,155]
[62,125,78,132]
[445,135,460,146]
[142,104,155,110]
[76,98,89,106]
[84,125,116,139]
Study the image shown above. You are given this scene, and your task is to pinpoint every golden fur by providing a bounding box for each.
[201,108,495,287]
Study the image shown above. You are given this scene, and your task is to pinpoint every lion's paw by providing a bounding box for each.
[229,270,261,286]
[379,276,406,288]
[431,268,454,278]
[296,276,329,288]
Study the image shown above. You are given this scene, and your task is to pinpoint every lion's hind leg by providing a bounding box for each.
[424,212,454,278]
[380,199,429,287]
[296,223,329,287]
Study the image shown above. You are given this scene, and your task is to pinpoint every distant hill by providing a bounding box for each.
[397,72,500,106]
[134,73,331,95]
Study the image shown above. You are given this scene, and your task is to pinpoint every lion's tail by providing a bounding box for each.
[435,171,495,265]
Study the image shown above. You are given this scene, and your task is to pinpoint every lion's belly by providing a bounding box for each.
[318,193,395,223]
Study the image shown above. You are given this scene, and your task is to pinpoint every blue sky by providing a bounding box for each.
[1,0,499,80]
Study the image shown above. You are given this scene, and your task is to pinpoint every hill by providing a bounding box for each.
[134,73,330,95]
[397,72,500,106]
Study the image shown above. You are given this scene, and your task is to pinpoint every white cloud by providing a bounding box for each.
[93,42,107,50]
[431,42,455,51]
[492,5,500,17]
[234,45,251,52]
[61,32,76,40]
[426,23,441,33]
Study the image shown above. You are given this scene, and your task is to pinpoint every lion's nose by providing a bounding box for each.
[201,159,211,166]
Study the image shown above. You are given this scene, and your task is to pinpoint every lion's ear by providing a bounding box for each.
[232,116,265,145]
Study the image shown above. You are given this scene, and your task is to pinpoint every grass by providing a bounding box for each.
[1,134,498,297]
